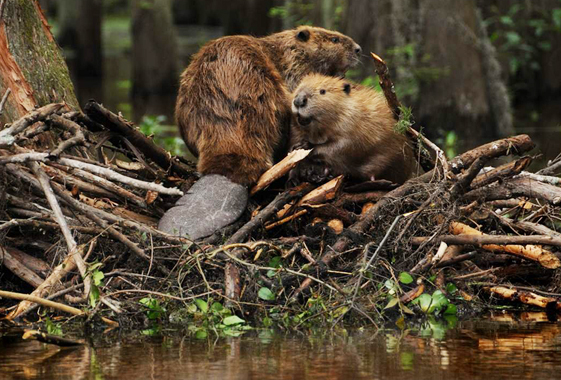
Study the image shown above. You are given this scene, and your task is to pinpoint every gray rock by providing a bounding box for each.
[158,174,248,240]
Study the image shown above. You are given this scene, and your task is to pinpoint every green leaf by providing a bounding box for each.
[332,306,349,319]
[223,315,245,326]
[211,302,224,313]
[398,272,414,284]
[416,293,432,313]
[445,283,457,294]
[444,303,457,315]
[92,270,104,286]
[268,256,282,268]
[195,329,208,339]
[194,299,208,313]
[384,297,399,309]
[258,287,276,301]
[429,290,449,313]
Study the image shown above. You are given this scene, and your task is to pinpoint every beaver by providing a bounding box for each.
[290,74,417,184]
[175,26,362,186]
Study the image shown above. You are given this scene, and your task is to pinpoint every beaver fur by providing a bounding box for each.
[290,74,417,184]
[175,26,361,185]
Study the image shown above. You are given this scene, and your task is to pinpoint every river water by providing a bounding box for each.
[2,315,561,380]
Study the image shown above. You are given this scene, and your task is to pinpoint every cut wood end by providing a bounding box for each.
[250,148,312,196]
[370,52,384,63]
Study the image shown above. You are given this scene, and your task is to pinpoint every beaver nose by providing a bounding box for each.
[293,94,307,108]
[354,44,362,55]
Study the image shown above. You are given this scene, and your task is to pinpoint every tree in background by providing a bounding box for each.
[131,0,178,95]
[57,0,103,77]
[0,0,78,126]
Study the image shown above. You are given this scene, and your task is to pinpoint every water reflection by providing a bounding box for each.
[2,316,561,380]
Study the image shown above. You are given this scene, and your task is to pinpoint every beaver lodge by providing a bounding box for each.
[1,56,561,339]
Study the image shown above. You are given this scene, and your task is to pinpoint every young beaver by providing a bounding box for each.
[176,26,361,186]
[290,74,416,184]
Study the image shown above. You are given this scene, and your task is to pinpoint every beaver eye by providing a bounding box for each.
[319,89,326,95]
[331,37,340,43]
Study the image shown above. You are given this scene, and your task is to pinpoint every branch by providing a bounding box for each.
[0,289,84,316]
[0,152,183,196]
[0,103,64,147]
[0,87,11,115]
[84,101,193,177]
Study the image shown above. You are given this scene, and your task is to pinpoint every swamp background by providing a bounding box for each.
[1,2,561,379]
[40,0,561,162]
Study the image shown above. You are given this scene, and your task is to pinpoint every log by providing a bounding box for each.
[470,156,533,189]
[448,221,561,269]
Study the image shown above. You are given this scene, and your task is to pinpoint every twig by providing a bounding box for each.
[83,101,193,177]
[47,115,86,157]
[0,88,11,115]
[0,153,183,196]
[516,171,561,186]
[0,289,84,316]
[0,103,64,147]
[29,161,92,301]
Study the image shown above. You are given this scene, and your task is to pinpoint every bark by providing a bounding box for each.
[0,0,78,126]
[131,0,178,95]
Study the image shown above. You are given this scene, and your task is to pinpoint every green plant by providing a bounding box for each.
[139,115,187,156]
[178,298,251,339]
[269,1,315,26]
[45,317,63,336]
[87,262,105,308]
[139,297,166,320]
[486,3,561,80]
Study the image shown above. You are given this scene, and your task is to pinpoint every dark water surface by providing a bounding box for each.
[2,316,561,380]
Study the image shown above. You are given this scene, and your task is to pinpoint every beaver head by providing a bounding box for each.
[291,74,355,145]
[264,27,362,91]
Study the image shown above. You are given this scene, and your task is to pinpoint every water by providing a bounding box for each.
[2,316,561,380]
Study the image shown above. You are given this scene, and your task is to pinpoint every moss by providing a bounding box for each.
[4,0,79,110]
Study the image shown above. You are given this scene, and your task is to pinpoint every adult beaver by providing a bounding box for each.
[290,74,417,184]
[159,27,361,239]
[176,26,362,185]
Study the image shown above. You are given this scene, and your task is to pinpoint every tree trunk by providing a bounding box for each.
[0,0,78,126]
[343,0,513,143]
[58,0,103,77]
[131,0,178,95]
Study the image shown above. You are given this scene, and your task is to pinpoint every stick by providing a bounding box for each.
[83,101,193,177]
[0,103,64,146]
[29,162,92,300]
[0,289,84,316]
[250,148,312,195]
[0,88,11,115]
[48,115,86,157]
[470,156,533,189]
[49,162,147,207]
[0,153,183,196]
[370,52,440,173]
[224,183,312,301]
[0,245,45,287]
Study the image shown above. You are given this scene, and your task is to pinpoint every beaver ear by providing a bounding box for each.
[343,83,351,95]
[296,29,310,42]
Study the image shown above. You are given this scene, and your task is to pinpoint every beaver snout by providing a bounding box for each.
[293,94,308,108]
[354,44,362,55]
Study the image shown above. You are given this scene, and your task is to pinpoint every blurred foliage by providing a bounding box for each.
[139,115,187,156]
[485,2,561,87]
[269,1,315,26]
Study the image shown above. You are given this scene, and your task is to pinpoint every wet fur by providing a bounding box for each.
[290,74,416,184]
[176,27,361,186]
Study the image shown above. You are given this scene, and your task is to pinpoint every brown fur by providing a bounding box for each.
[176,27,361,186]
[290,74,417,184]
